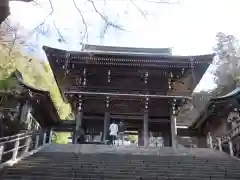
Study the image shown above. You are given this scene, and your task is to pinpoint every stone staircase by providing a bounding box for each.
[1,145,240,180]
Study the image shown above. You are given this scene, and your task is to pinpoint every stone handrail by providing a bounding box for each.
[209,123,240,158]
[220,124,240,144]
[213,136,234,157]
[28,114,41,131]
[0,131,35,141]
[0,129,53,168]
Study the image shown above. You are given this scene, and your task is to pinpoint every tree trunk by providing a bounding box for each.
[0,0,32,24]
[0,0,9,24]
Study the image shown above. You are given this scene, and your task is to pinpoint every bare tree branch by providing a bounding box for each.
[31,0,42,7]
[2,19,18,55]
[28,0,65,43]
[29,0,53,37]
[87,0,125,31]
[72,0,88,44]
[53,20,65,43]
[130,0,147,17]
[5,0,178,49]
[140,0,180,4]
[99,23,109,42]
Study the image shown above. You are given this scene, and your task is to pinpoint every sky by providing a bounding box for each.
[8,0,240,92]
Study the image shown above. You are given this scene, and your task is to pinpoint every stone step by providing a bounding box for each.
[40,145,228,157]
[26,158,233,163]
[13,162,240,170]
[18,160,238,167]
[5,168,240,175]
[3,173,239,180]
[3,176,235,180]
[27,155,234,162]
[1,146,240,180]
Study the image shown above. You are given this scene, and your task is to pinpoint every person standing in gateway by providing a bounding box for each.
[109,120,118,146]
[118,120,125,146]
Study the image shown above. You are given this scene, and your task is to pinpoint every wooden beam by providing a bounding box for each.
[66,91,192,100]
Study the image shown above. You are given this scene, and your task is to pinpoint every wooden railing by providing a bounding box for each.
[28,114,41,131]
[0,129,53,167]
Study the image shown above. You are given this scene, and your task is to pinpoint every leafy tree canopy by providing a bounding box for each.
[52,132,71,144]
[0,39,72,120]
[193,32,240,112]
[213,32,240,95]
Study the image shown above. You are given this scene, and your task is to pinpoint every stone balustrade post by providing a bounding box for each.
[24,136,31,153]
[35,135,39,149]
[0,144,4,163]
[43,132,47,146]
[49,129,53,144]
[217,138,222,152]
[12,136,20,161]
[228,140,234,156]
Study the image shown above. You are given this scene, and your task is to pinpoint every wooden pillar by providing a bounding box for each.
[24,136,31,153]
[49,129,53,144]
[229,140,234,156]
[103,112,110,141]
[35,135,39,149]
[12,136,20,161]
[0,144,4,163]
[138,131,142,146]
[143,111,149,148]
[73,111,83,144]
[217,137,222,152]
[171,115,177,149]
[43,132,47,145]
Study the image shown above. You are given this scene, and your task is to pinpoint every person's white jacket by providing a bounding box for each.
[109,123,118,136]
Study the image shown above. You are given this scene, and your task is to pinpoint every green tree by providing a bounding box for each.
[52,132,71,144]
[213,32,240,95]
[0,39,72,120]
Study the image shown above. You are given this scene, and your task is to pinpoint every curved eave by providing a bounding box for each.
[211,87,240,102]
[189,88,240,130]
[44,63,68,103]
[42,45,214,63]
[82,44,173,55]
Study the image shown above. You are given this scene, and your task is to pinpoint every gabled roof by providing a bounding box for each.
[16,71,61,124]
[189,88,240,129]
[43,45,214,65]
[0,70,61,124]
[82,44,173,55]
[211,87,240,102]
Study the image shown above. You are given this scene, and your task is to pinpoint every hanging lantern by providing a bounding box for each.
[108,70,111,83]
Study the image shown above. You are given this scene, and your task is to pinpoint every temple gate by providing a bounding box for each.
[43,44,213,147]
